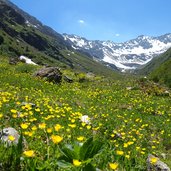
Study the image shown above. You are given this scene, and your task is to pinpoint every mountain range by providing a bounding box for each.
[63,33,171,71]
[0,0,119,77]
[0,0,171,76]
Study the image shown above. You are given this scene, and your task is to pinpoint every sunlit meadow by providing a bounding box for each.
[0,57,171,170]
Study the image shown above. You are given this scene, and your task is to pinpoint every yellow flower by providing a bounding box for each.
[68,124,76,128]
[150,156,158,164]
[11,109,17,113]
[71,119,75,123]
[123,143,128,148]
[116,150,124,155]
[73,159,82,167]
[54,124,62,131]
[35,108,40,112]
[12,114,17,118]
[81,122,86,127]
[109,162,119,170]
[0,113,3,118]
[39,123,46,129]
[77,136,85,141]
[8,135,15,141]
[31,126,37,131]
[51,135,63,144]
[23,150,35,157]
[125,154,130,159]
[86,125,91,130]
[127,141,134,145]
[20,123,29,129]
[47,128,53,133]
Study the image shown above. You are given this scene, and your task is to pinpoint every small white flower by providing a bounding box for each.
[80,115,91,124]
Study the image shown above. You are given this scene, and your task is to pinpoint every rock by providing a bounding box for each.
[9,57,19,65]
[147,154,170,171]
[126,87,133,90]
[34,67,62,84]
[20,102,36,107]
[161,153,166,160]
[0,127,20,145]
[63,75,73,83]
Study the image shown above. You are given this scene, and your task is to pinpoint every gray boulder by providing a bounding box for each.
[34,67,62,83]
[63,75,73,83]
[9,57,19,65]
[147,154,170,171]
[0,127,20,145]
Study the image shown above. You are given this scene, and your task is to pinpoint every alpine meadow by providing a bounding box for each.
[1,0,171,171]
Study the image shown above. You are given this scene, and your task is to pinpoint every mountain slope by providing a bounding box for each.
[146,48,171,87]
[0,0,119,77]
[136,47,171,75]
[63,34,171,71]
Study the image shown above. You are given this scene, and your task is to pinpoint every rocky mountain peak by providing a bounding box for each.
[63,33,171,71]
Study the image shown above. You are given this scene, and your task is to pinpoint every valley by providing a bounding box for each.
[0,0,171,170]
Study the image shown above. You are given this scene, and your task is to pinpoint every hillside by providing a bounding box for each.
[0,0,118,77]
[0,57,171,170]
[136,47,171,87]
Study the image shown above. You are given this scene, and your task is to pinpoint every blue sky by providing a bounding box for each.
[11,0,171,42]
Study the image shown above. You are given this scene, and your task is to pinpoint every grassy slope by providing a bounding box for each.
[136,48,171,75]
[149,58,171,87]
[0,58,171,170]
[136,48,171,87]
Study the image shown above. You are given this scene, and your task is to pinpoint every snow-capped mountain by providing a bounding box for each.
[63,33,171,71]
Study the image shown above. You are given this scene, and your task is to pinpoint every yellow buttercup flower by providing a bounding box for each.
[35,108,40,112]
[116,150,124,155]
[150,156,158,164]
[68,124,76,128]
[31,126,37,131]
[51,135,63,144]
[77,136,85,141]
[109,162,119,170]
[54,124,62,131]
[11,109,17,113]
[20,123,29,129]
[86,125,91,130]
[47,128,53,133]
[39,123,46,129]
[23,150,35,157]
[73,159,82,167]
[8,135,15,141]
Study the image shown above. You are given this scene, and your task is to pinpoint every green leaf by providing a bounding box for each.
[57,160,73,169]
[79,137,93,160]
[80,137,103,161]
[59,144,79,161]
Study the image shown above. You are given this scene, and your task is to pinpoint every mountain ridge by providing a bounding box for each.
[1,0,171,75]
[63,33,171,71]
[0,0,119,77]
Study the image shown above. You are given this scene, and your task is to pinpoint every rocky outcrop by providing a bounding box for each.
[9,57,19,65]
[147,154,170,171]
[34,67,62,84]
[63,75,73,83]
[0,127,20,145]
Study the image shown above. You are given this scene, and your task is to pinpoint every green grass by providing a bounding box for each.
[0,58,171,170]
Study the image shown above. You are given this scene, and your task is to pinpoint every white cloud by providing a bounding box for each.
[78,19,85,24]
[115,33,120,37]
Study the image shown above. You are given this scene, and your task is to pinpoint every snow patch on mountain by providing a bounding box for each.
[19,55,37,65]
[63,33,171,71]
